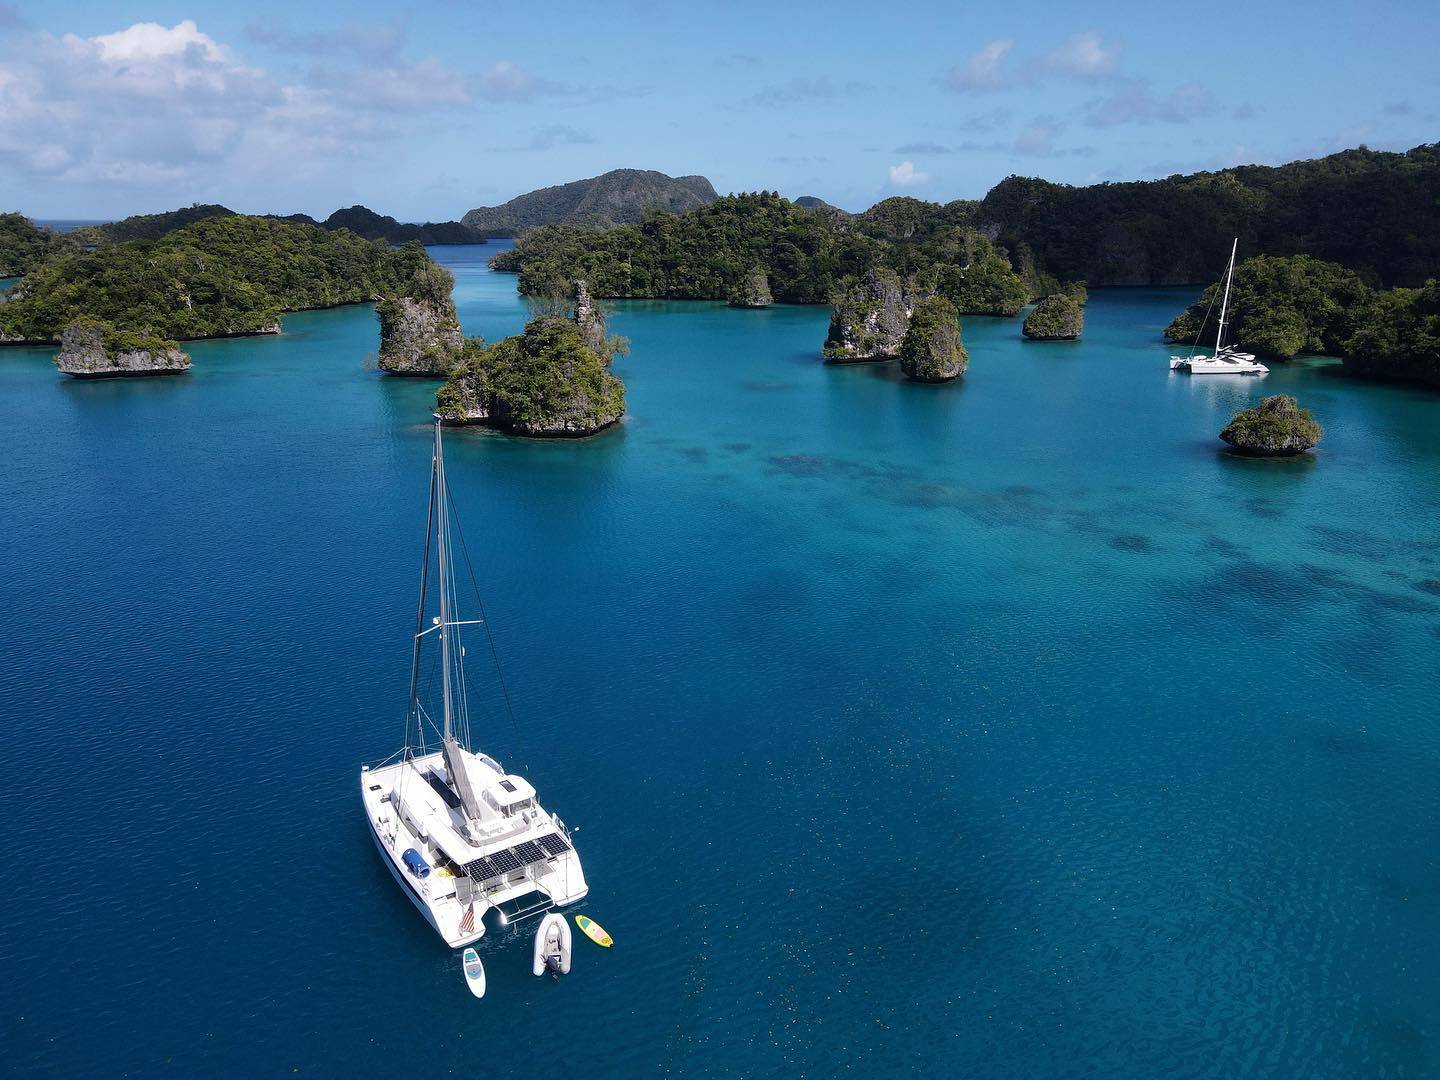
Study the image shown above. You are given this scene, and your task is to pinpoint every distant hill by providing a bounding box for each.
[320,206,480,245]
[63,204,482,248]
[72,204,236,246]
[461,169,719,236]
[795,195,846,214]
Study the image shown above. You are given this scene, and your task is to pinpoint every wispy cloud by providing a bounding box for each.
[893,141,955,155]
[1012,117,1095,158]
[245,19,407,63]
[959,108,1012,133]
[489,125,597,152]
[478,60,559,103]
[742,76,870,109]
[888,160,929,186]
[1041,32,1120,79]
[1083,78,1221,128]
[946,40,1013,93]
[1382,100,1413,116]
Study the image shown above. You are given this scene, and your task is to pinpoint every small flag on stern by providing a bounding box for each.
[459,903,475,935]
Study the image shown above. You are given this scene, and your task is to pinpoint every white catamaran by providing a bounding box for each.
[1170,238,1269,375]
[361,421,587,948]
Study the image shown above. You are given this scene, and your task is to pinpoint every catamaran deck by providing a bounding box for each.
[362,749,587,947]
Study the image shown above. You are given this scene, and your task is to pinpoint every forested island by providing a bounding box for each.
[0,215,432,355]
[435,281,627,436]
[1166,255,1440,387]
[495,191,1044,312]
[490,143,1437,386]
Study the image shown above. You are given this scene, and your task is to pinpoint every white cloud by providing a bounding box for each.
[88,18,229,63]
[888,161,929,186]
[946,40,1013,93]
[1042,32,1119,78]
[0,20,473,191]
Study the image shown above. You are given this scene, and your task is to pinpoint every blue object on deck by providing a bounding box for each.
[402,848,431,878]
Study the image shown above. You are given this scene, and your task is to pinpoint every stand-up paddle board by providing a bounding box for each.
[462,947,486,998]
[574,914,613,947]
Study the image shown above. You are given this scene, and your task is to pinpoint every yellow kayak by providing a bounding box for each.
[574,914,613,948]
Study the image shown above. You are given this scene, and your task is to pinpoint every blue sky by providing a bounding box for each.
[0,0,1434,219]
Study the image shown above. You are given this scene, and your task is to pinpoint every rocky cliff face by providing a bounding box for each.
[573,279,606,351]
[823,269,911,362]
[1022,294,1085,340]
[54,320,190,378]
[377,293,463,375]
[899,296,967,382]
[728,267,773,308]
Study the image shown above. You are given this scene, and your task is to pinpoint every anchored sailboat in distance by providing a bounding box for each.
[361,421,587,948]
[1170,238,1269,376]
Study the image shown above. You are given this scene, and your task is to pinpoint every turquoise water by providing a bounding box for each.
[2,245,1438,1076]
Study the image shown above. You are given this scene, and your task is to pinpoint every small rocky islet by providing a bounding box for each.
[1023,289,1086,341]
[823,269,911,363]
[433,280,626,438]
[376,262,463,376]
[899,296,968,381]
[54,318,191,379]
[1219,395,1324,456]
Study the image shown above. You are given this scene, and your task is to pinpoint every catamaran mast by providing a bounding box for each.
[406,433,439,751]
[433,421,487,823]
[1214,237,1238,358]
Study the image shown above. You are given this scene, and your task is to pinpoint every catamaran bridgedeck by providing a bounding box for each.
[361,422,587,948]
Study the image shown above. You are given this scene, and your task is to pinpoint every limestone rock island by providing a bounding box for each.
[728,267,773,309]
[435,280,626,437]
[1023,291,1085,340]
[823,269,911,362]
[899,296,968,382]
[54,318,191,379]
[1219,395,1324,456]
[377,263,463,376]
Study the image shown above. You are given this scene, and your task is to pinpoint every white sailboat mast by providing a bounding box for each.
[433,421,487,822]
[435,421,457,744]
[1215,237,1238,358]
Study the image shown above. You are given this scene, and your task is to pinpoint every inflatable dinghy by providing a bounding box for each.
[461,947,486,999]
[533,913,572,976]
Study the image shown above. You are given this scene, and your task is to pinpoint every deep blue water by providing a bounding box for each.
[2,244,1438,1077]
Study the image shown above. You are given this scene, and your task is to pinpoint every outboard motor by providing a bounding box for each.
[401,848,431,879]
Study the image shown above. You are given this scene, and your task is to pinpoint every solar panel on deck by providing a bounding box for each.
[499,779,517,793]
[463,858,497,880]
[513,840,543,864]
[537,832,570,857]
[423,770,461,810]
[487,847,524,874]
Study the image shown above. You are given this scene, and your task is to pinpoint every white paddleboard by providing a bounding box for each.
[532,912,572,976]
[462,946,486,999]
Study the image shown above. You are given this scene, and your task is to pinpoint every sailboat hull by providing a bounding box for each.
[366,805,484,946]
[362,753,588,949]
